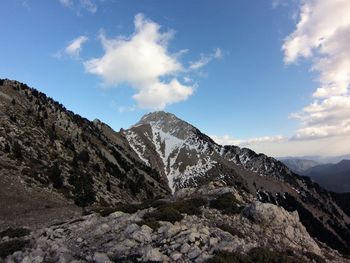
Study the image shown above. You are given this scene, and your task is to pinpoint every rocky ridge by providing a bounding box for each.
[0,79,169,230]
[125,111,350,255]
[2,184,348,263]
[1,80,350,262]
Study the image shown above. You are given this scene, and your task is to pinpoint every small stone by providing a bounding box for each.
[209,237,218,246]
[189,232,200,242]
[181,243,191,254]
[143,247,164,262]
[124,224,139,236]
[171,252,182,261]
[76,238,83,243]
[94,252,113,263]
[188,246,201,259]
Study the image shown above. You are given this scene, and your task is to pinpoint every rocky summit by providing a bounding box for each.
[1,79,350,262]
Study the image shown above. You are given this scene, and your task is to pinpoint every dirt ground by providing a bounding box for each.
[0,163,81,231]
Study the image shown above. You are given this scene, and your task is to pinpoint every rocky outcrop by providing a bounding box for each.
[0,80,169,230]
[125,111,350,255]
[3,186,348,262]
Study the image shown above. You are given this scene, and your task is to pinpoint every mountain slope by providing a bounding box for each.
[125,111,350,255]
[1,80,350,260]
[304,160,350,193]
[0,79,169,229]
[280,158,319,174]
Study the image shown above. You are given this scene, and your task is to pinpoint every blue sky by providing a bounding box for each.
[1,0,350,157]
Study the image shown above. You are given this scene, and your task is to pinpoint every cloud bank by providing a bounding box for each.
[283,0,350,141]
[85,14,194,110]
[215,0,350,157]
[211,135,286,148]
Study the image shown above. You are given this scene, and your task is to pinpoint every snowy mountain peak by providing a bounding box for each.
[134,111,196,140]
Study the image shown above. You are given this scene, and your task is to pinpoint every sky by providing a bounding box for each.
[1,0,350,157]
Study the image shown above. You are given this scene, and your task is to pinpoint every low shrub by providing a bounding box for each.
[143,206,183,224]
[48,163,63,189]
[303,252,326,263]
[137,219,161,230]
[0,228,30,238]
[209,193,243,214]
[217,224,244,238]
[0,240,29,258]
[94,199,167,217]
[170,197,207,216]
[248,247,302,263]
[207,247,306,263]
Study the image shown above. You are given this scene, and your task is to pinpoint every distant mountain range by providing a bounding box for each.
[278,158,320,174]
[280,157,350,193]
[279,154,350,165]
[303,160,350,193]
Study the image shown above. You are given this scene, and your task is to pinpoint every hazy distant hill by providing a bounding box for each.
[304,160,350,193]
[279,158,319,174]
[280,154,350,165]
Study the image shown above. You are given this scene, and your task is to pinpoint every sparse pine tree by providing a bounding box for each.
[106,179,111,192]
[12,141,22,159]
[48,163,63,189]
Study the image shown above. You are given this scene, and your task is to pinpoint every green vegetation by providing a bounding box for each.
[69,171,95,207]
[94,199,167,217]
[95,197,207,230]
[143,206,183,224]
[0,240,29,258]
[207,247,306,263]
[0,228,30,238]
[209,193,243,214]
[12,141,22,159]
[140,197,207,227]
[217,224,244,238]
[137,218,161,230]
[77,150,90,163]
[48,163,63,189]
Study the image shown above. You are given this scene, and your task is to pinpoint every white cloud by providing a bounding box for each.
[272,0,287,8]
[85,13,194,110]
[59,0,72,7]
[283,0,350,142]
[189,48,223,70]
[211,134,286,147]
[211,135,243,146]
[59,0,97,14]
[65,36,88,57]
[211,133,350,157]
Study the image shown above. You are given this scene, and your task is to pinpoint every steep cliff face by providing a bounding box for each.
[125,111,350,255]
[0,79,169,229]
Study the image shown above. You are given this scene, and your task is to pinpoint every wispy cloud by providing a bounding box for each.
[84,14,194,110]
[283,0,350,141]
[65,35,88,57]
[59,0,97,14]
[189,48,223,70]
[54,35,88,59]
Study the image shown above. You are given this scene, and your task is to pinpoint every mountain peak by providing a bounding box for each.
[138,111,178,124]
[134,111,196,140]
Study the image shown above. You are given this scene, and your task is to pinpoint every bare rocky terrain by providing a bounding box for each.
[1,79,350,262]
